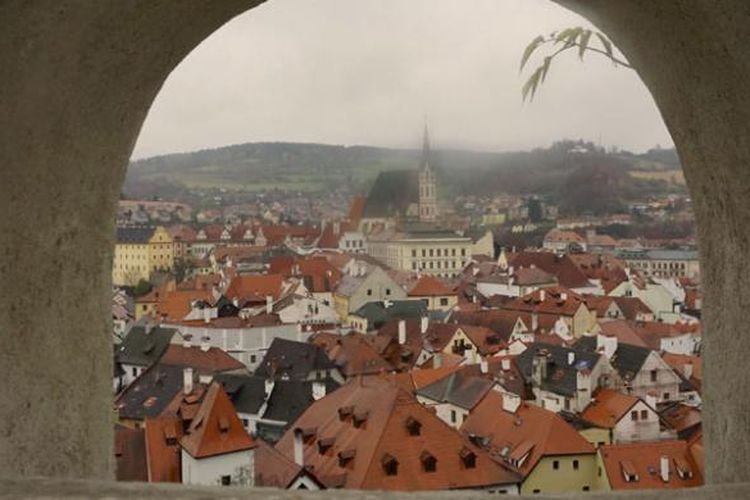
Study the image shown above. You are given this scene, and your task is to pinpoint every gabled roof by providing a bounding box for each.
[157,289,214,322]
[116,226,156,244]
[461,391,595,477]
[449,310,525,344]
[504,287,588,317]
[312,332,395,377]
[179,382,256,459]
[508,251,592,289]
[362,169,419,219]
[143,415,183,482]
[255,439,320,488]
[580,389,642,429]
[274,377,520,490]
[225,274,284,302]
[159,344,245,375]
[408,275,454,297]
[576,338,653,382]
[262,378,341,424]
[214,373,268,415]
[417,372,494,410]
[352,300,427,330]
[117,325,176,367]
[516,342,601,397]
[599,440,703,489]
[255,338,337,381]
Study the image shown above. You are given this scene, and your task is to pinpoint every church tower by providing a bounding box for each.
[419,123,438,223]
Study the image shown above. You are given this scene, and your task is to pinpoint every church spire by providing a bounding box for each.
[422,120,431,169]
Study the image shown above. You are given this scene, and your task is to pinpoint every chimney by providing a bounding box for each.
[531,312,539,332]
[200,335,210,352]
[312,381,326,401]
[501,358,511,371]
[683,362,693,379]
[501,392,521,414]
[480,358,489,374]
[183,367,194,395]
[508,265,514,276]
[144,323,153,335]
[264,379,275,400]
[560,292,568,301]
[203,308,211,324]
[420,315,429,334]
[183,334,193,349]
[293,429,304,467]
[472,266,479,277]
[660,455,670,482]
[265,295,273,314]
[398,320,407,345]
[568,351,575,365]
[531,349,549,387]
[539,290,546,301]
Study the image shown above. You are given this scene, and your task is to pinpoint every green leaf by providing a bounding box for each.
[520,35,545,71]
[540,56,552,83]
[522,66,544,102]
[578,30,592,59]
[596,32,613,59]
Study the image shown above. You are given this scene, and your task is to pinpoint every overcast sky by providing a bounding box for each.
[132,0,673,159]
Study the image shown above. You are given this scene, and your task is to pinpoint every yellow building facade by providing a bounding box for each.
[113,226,174,286]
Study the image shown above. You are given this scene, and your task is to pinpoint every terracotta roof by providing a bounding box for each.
[312,332,395,377]
[508,251,592,289]
[179,382,256,459]
[410,365,463,391]
[408,275,455,297]
[544,229,585,244]
[274,377,520,490]
[159,344,245,375]
[143,415,183,482]
[114,424,148,482]
[255,439,312,488]
[580,389,641,429]
[659,403,702,438]
[461,391,595,477]
[598,320,649,348]
[662,353,702,391]
[599,440,703,490]
[449,310,525,343]
[348,195,366,225]
[504,286,587,317]
[157,289,213,322]
[225,274,284,302]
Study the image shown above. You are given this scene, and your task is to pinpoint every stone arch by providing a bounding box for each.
[1,0,748,486]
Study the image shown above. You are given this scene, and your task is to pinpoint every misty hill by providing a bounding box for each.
[125,140,685,215]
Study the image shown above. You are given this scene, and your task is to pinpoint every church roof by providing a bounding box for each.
[362,170,419,219]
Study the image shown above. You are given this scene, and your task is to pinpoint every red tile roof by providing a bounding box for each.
[580,389,641,429]
[159,344,245,375]
[408,275,454,297]
[144,415,183,482]
[274,377,520,490]
[179,382,256,459]
[461,391,595,477]
[225,274,284,302]
[115,424,148,482]
[157,289,213,322]
[599,440,703,490]
[509,251,591,289]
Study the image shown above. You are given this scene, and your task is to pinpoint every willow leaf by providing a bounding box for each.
[520,35,545,71]
[578,30,593,59]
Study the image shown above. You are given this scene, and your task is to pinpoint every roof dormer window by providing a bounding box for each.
[317,437,334,455]
[338,405,353,421]
[382,454,399,476]
[352,410,369,429]
[406,417,422,436]
[460,447,477,469]
[421,451,437,473]
[621,460,639,482]
[338,448,356,469]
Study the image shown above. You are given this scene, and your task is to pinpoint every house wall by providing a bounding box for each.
[521,454,598,495]
[414,397,469,429]
[613,400,660,443]
[181,449,254,487]
[367,237,472,278]
[345,268,405,314]
[629,352,682,403]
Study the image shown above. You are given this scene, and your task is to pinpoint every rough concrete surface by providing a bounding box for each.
[0,0,749,491]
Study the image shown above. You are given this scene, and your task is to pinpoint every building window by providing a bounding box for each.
[406,417,422,436]
[583,486,590,491]
[220,475,231,486]
[440,298,448,306]
[429,249,434,257]
[641,410,648,420]
[650,369,658,382]
[382,455,398,476]
[663,392,670,400]
[451,410,457,423]
[461,248,466,256]
[412,249,417,257]
[385,288,391,295]
[367,289,372,296]
[631,411,638,421]
[573,460,579,470]
[553,460,559,470]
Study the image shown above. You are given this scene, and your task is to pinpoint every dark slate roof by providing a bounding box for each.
[115,364,184,421]
[517,342,601,397]
[574,337,652,382]
[116,226,156,244]
[215,373,268,415]
[362,170,418,218]
[416,372,494,410]
[254,338,337,381]
[352,300,427,331]
[262,379,341,424]
[116,325,176,367]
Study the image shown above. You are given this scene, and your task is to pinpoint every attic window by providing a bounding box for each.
[338,448,356,468]
[218,416,230,433]
[382,454,399,476]
[406,417,422,436]
[621,461,639,482]
[300,427,317,443]
[460,447,477,469]
[338,406,354,421]
[421,451,437,473]
[163,425,177,446]
[674,458,693,479]
[318,437,335,454]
